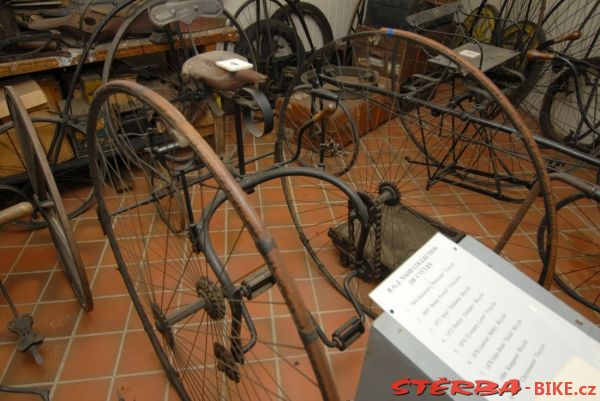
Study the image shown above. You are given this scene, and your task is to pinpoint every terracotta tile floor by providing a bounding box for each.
[0,118,599,401]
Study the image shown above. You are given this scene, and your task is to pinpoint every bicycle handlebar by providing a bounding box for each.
[0,202,34,227]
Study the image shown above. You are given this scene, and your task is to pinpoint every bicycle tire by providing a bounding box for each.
[540,57,600,153]
[86,80,340,401]
[271,1,333,51]
[537,191,600,312]
[4,86,93,312]
[0,116,95,228]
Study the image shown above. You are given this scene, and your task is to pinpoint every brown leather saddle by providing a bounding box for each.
[181,50,267,91]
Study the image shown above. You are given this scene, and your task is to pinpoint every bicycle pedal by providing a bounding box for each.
[240,266,275,300]
[332,316,364,351]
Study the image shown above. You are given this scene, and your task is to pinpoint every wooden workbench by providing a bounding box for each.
[0,26,238,78]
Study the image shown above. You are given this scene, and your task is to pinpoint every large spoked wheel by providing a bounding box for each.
[537,191,600,312]
[0,116,95,228]
[4,87,93,312]
[277,29,556,316]
[540,58,600,154]
[86,80,340,401]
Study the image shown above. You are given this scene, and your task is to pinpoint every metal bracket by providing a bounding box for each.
[150,0,224,26]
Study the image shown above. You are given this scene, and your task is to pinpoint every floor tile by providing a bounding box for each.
[13,245,58,273]
[60,334,121,381]
[91,267,127,297]
[3,272,51,305]
[116,331,162,375]
[113,372,168,401]
[330,350,366,401]
[76,296,130,335]
[41,271,78,303]
[0,225,31,248]
[0,247,23,274]
[52,378,111,401]
[312,278,353,312]
[73,220,105,242]
[33,301,81,338]
[3,338,67,386]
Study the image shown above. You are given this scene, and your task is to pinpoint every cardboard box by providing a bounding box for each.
[0,76,48,120]
[79,72,102,104]
[0,109,75,177]
[36,74,63,113]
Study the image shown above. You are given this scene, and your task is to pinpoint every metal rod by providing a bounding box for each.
[164,297,208,327]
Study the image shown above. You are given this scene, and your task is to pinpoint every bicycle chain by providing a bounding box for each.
[370,202,384,281]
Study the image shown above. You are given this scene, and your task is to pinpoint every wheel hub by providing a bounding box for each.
[152,304,175,348]
[196,277,226,321]
[377,181,401,206]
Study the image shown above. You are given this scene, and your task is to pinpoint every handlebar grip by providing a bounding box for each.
[310,88,339,103]
[313,101,338,121]
[527,49,554,61]
[550,30,582,46]
[0,202,34,227]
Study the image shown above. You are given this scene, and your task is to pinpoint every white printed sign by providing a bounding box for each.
[370,234,600,400]
[459,49,481,58]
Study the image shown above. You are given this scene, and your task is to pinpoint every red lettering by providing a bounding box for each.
[534,382,545,395]
[391,378,411,396]
[564,382,573,396]
[412,379,430,396]
[587,385,597,396]
[498,380,521,396]
[430,378,450,396]
[450,380,474,396]
[475,380,499,396]
[551,382,564,395]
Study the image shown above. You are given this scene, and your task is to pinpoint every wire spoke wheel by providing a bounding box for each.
[4,87,93,311]
[87,80,339,401]
[538,191,600,312]
[540,58,600,153]
[277,29,556,316]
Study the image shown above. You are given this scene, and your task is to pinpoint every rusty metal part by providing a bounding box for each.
[379,27,557,292]
[86,80,341,401]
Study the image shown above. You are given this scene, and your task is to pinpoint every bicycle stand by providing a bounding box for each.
[0,281,44,364]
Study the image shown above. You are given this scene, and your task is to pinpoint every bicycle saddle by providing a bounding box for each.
[181,50,267,91]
